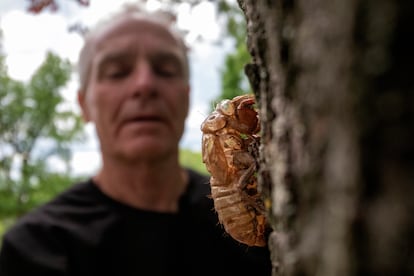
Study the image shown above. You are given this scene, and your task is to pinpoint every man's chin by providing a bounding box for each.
[118,139,176,161]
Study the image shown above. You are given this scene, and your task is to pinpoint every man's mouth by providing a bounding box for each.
[120,115,167,132]
[125,115,163,123]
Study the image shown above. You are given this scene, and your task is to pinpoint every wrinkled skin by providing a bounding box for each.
[201,94,267,247]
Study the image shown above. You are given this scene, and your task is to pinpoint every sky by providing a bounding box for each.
[0,0,234,176]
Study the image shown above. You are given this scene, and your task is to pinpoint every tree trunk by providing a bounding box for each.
[239,0,414,275]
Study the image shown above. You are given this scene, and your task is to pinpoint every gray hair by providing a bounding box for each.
[77,4,189,93]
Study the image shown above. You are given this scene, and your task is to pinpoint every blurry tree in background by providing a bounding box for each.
[24,0,250,107]
[212,0,251,107]
[26,0,90,13]
[0,50,84,218]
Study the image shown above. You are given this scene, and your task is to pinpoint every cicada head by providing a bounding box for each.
[224,94,260,134]
[200,110,227,133]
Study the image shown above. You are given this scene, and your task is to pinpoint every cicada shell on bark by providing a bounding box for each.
[201,94,268,247]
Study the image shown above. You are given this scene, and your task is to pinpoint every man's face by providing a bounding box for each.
[78,16,190,162]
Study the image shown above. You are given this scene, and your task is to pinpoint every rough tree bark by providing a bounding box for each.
[239,0,414,275]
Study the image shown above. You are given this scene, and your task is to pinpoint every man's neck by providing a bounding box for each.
[93,157,189,213]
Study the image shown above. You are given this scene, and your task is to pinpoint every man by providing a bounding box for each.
[0,6,271,276]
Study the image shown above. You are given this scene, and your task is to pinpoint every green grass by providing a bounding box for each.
[179,148,209,175]
[0,218,15,249]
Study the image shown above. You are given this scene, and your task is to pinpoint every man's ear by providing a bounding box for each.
[77,91,91,122]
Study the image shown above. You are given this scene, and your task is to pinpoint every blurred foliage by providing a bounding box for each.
[0,218,15,248]
[0,51,85,217]
[0,171,83,218]
[210,0,252,110]
[27,0,90,14]
[26,0,250,109]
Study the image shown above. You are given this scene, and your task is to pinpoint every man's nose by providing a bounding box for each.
[130,61,157,98]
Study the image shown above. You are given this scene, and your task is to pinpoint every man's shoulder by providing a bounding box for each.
[21,178,101,220]
[0,179,108,273]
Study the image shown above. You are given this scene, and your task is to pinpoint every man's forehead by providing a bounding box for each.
[93,23,185,65]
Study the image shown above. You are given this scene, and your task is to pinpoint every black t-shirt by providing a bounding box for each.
[0,169,271,276]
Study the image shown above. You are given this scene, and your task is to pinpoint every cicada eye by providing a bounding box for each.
[219,99,234,116]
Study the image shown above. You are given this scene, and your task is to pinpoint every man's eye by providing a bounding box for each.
[154,62,180,77]
[102,65,130,79]
[153,57,182,78]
